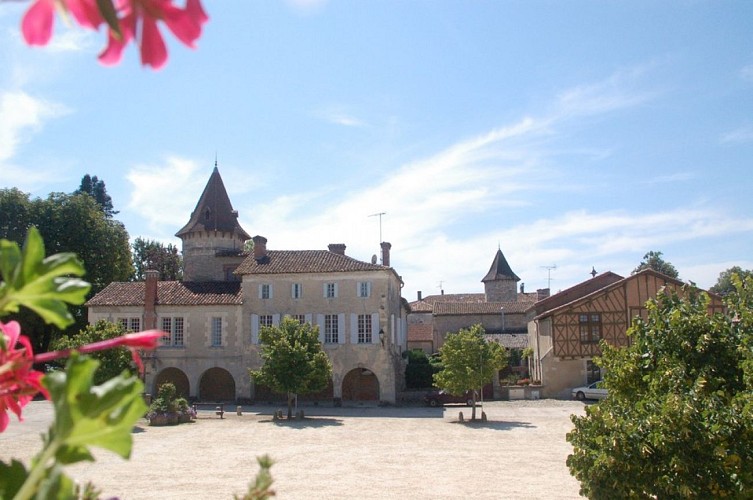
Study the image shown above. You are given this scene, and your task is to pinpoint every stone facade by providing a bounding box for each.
[87,167,407,404]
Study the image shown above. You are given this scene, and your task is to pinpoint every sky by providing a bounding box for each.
[1,1,752,301]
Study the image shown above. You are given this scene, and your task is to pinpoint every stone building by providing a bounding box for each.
[86,167,407,404]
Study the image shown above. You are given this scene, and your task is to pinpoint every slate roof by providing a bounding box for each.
[481,248,520,282]
[86,281,242,307]
[175,166,251,240]
[235,250,388,275]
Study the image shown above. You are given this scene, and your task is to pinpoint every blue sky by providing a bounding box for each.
[1,1,752,300]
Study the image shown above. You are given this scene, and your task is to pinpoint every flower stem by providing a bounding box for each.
[13,436,61,500]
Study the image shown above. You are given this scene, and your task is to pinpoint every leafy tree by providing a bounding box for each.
[0,189,133,352]
[567,281,753,498]
[250,317,332,419]
[433,324,508,421]
[632,250,679,278]
[132,237,182,281]
[49,320,133,384]
[710,266,753,296]
[75,173,118,217]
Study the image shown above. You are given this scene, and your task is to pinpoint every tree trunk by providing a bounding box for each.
[471,391,477,421]
[287,392,293,419]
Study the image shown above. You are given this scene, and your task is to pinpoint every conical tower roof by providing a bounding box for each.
[481,248,520,282]
[175,166,251,240]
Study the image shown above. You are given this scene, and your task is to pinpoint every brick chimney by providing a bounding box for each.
[417,290,422,301]
[328,243,346,255]
[380,241,391,267]
[253,235,268,262]
[536,288,550,301]
[144,269,159,330]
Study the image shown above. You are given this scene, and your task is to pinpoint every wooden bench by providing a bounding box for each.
[192,403,225,419]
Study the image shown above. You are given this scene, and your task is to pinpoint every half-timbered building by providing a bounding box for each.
[527,269,725,398]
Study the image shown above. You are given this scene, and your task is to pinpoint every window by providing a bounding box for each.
[211,317,222,346]
[161,317,184,346]
[324,282,337,298]
[259,284,271,299]
[290,314,306,324]
[118,318,128,330]
[117,317,140,332]
[259,315,273,328]
[292,283,302,299]
[324,314,339,344]
[357,314,372,344]
[357,281,371,298]
[579,313,601,343]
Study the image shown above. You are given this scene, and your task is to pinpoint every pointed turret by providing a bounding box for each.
[482,248,520,302]
[177,166,250,282]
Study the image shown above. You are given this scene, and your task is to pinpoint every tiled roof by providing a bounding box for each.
[408,323,433,342]
[410,294,486,307]
[235,250,387,275]
[434,300,531,316]
[86,281,242,306]
[485,333,528,349]
[529,271,624,316]
[409,300,435,313]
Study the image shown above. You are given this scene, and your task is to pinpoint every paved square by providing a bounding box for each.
[1,400,586,499]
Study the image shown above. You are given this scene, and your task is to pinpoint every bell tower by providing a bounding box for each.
[482,248,520,302]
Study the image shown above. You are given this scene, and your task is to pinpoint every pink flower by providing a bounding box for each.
[34,330,167,375]
[0,321,48,433]
[21,0,103,46]
[99,0,208,69]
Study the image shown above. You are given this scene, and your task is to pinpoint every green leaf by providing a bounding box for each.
[0,459,29,498]
[44,353,147,463]
[35,463,76,500]
[0,227,90,327]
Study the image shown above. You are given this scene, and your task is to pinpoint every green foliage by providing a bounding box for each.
[433,324,508,420]
[235,455,275,500]
[75,174,117,218]
[132,237,183,281]
[711,266,753,296]
[51,320,132,384]
[0,227,89,329]
[405,350,442,389]
[0,354,146,499]
[0,187,133,352]
[567,281,753,498]
[632,250,679,278]
[149,382,189,414]
[250,317,332,418]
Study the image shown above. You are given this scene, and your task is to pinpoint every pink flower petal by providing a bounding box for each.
[21,0,55,46]
[139,15,168,69]
[66,0,104,30]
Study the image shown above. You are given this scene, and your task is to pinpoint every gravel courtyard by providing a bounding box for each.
[1,400,586,499]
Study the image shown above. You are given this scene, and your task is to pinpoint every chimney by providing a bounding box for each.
[417,291,422,301]
[328,243,346,255]
[253,235,268,262]
[536,288,550,301]
[144,269,159,330]
[380,241,391,267]
[520,282,525,294]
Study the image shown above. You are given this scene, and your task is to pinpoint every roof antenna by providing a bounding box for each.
[540,264,557,289]
[214,151,218,169]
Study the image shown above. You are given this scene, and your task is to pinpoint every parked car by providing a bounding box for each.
[423,390,478,407]
[571,381,608,401]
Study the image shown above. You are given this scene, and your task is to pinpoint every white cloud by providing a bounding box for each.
[45,30,95,53]
[283,0,329,14]
[720,125,753,144]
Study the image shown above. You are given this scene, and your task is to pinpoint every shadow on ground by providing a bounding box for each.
[256,417,344,428]
[449,420,536,431]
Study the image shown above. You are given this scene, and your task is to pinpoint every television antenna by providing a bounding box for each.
[541,264,557,289]
[369,212,386,243]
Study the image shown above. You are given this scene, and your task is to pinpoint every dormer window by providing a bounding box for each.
[204,208,211,221]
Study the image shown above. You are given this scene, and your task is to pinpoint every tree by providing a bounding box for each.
[0,189,133,352]
[433,324,509,421]
[49,320,133,384]
[250,317,333,419]
[710,266,753,296]
[632,250,679,278]
[132,237,183,281]
[567,281,753,498]
[75,174,118,218]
